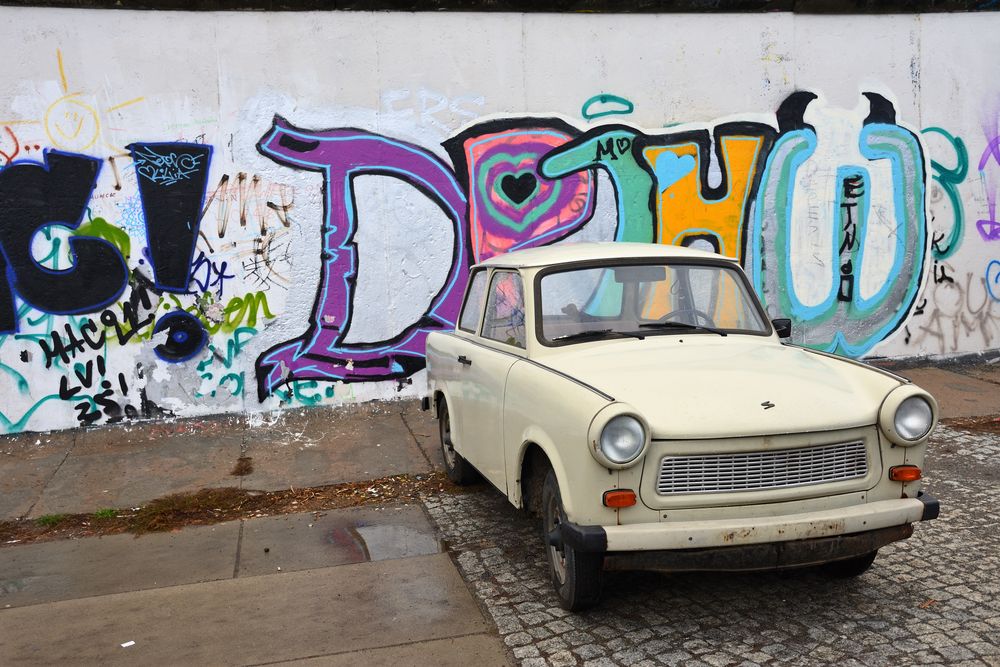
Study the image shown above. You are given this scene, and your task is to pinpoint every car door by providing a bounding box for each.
[453,269,525,492]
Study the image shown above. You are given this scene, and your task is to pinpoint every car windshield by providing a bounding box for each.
[538,261,769,344]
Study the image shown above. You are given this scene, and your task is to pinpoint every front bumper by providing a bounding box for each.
[606,523,913,572]
[561,493,939,560]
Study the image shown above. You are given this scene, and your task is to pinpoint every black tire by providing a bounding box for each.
[820,550,878,578]
[438,401,477,485]
[541,467,603,611]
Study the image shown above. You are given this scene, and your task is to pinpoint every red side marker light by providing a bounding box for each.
[889,465,922,482]
[603,489,637,508]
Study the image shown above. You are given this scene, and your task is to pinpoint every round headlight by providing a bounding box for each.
[894,396,933,441]
[599,415,645,464]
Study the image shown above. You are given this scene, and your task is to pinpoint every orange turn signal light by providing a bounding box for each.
[603,489,637,508]
[889,465,922,482]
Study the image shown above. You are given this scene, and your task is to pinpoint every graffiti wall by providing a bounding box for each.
[0,8,998,433]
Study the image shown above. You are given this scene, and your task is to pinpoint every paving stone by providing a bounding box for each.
[566,630,596,646]
[521,611,552,626]
[548,650,577,666]
[612,648,647,665]
[584,659,619,667]
[512,645,539,659]
[574,643,608,660]
[547,619,574,634]
[504,632,532,648]
[654,651,693,666]
[935,645,977,661]
[536,636,569,654]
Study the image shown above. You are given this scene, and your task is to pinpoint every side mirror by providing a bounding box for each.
[772,318,792,339]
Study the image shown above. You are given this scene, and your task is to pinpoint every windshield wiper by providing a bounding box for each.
[638,321,727,337]
[552,328,645,342]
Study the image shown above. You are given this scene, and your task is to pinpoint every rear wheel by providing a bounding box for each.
[438,401,477,485]
[820,550,878,578]
[541,468,603,611]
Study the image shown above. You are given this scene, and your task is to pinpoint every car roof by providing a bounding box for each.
[475,241,738,269]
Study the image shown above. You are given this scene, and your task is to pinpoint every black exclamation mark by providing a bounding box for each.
[127,142,212,292]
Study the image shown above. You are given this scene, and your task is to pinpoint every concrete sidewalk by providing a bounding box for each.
[1,505,507,664]
[1,399,442,520]
[0,400,504,665]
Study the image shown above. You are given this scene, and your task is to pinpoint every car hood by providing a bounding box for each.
[535,336,904,439]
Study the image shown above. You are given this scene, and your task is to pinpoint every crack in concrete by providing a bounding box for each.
[22,432,77,520]
[400,410,435,471]
[232,520,245,579]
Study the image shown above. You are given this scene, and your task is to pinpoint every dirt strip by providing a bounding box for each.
[1,471,473,548]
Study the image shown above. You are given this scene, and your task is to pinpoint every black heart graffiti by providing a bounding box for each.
[500,172,537,205]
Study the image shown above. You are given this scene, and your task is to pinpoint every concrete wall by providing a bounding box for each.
[0,8,997,434]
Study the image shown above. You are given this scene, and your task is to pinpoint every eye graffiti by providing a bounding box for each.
[153,310,209,363]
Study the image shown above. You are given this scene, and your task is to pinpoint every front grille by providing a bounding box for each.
[656,441,868,495]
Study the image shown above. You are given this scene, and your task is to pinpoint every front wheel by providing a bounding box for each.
[541,468,603,611]
[820,550,878,578]
[438,401,477,485]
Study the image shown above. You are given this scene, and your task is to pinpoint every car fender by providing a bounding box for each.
[503,360,614,524]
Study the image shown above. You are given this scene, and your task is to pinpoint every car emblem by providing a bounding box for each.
[761,401,775,410]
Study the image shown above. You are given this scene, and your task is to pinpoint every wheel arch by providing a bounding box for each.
[432,389,447,419]
[514,429,569,514]
[433,389,463,455]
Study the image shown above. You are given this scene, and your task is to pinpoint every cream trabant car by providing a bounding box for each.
[423,242,939,610]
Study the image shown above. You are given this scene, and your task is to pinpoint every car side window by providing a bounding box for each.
[482,271,526,348]
[459,270,488,333]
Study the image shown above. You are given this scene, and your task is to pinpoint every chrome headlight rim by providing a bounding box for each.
[588,403,650,469]
[878,386,938,447]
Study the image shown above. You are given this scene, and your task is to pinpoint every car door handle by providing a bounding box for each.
[457,355,472,366]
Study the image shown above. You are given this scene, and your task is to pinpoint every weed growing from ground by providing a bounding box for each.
[35,514,67,528]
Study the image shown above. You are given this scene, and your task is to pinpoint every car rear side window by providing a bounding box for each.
[482,271,526,348]
[459,270,488,333]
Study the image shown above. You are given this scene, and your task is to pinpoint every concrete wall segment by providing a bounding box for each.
[0,7,996,434]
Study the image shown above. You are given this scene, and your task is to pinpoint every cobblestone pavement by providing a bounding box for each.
[423,425,1000,667]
